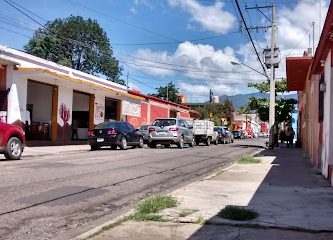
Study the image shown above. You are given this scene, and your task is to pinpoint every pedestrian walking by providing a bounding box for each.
[286,126,295,148]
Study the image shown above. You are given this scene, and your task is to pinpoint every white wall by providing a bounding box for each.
[94,94,105,125]
[6,67,27,124]
[27,81,53,123]
[57,85,73,126]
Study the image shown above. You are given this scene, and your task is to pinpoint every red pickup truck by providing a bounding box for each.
[0,122,26,160]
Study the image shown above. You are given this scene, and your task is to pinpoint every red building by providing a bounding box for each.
[127,90,198,128]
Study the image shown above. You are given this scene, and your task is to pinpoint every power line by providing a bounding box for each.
[234,0,268,78]
[68,0,179,42]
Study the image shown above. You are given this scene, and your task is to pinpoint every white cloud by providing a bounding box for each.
[168,0,236,34]
[129,7,137,14]
[129,41,266,98]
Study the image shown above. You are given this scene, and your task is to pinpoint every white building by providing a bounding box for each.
[0,45,143,144]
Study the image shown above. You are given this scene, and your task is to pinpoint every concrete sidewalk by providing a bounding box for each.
[22,144,90,157]
[76,147,333,240]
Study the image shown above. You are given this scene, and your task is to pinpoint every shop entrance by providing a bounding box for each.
[26,80,54,141]
[105,98,120,121]
[72,91,92,140]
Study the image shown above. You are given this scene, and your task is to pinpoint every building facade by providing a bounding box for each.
[0,45,143,144]
[286,1,333,184]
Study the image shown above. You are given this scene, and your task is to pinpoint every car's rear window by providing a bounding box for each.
[214,127,220,131]
[95,121,121,129]
[153,119,176,127]
[233,131,240,133]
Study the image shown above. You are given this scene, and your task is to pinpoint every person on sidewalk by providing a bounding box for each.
[286,126,295,148]
[71,119,78,140]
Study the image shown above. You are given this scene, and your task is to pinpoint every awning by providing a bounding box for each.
[286,57,312,91]
[15,67,144,101]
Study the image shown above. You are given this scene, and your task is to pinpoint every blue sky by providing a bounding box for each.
[0,0,328,102]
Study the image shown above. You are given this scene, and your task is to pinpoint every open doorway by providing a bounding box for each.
[105,98,120,121]
[26,80,53,141]
[72,91,90,140]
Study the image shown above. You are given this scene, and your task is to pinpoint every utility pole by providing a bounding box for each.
[166,83,169,101]
[126,72,129,90]
[245,3,278,148]
[269,4,276,148]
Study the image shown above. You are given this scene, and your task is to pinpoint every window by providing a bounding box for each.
[126,123,135,132]
[153,119,176,127]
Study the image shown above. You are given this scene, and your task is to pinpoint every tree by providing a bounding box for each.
[247,79,297,123]
[194,99,235,126]
[150,82,181,103]
[24,16,123,84]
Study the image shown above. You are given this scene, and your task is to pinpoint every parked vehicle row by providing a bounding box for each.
[88,118,236,151]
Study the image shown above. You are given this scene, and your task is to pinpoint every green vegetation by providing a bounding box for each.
[25,16,123,84]
[218,205,258,221]
[193,99,234,126]
[195,215,207,225]
[150,82,181,103]
[247,80,297,123]
[178,209,196,217]
[129,195,178,222]
[239,155,261,164]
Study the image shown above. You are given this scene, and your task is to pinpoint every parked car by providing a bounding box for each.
[138,125,150,143]
[232,130,245,139]
[214,127,228,144]
[148,118,194,148]
[0,122,26,160]
[241,130,248,139]
[193,120,217,146]
[221,126,234,143]
[88,121,144,150]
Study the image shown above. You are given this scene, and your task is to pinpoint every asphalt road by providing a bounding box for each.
[0,138,266,240]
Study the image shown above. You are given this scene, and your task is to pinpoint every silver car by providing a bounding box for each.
[148,118,195,148]
[138,125,150,143]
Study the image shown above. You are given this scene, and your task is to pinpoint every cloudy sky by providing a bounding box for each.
[0,0,328,102]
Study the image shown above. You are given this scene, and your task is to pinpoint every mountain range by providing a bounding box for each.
[219,92,298,109]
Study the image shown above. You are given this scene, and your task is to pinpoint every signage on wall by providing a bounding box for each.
[122,100,141,117]
[95,103,104,120]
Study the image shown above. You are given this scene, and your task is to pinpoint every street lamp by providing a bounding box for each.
[231,61,269,79]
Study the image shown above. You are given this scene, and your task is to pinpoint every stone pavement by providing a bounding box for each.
[22,144,90,157]
[75,147,333,240]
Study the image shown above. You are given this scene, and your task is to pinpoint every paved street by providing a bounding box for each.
[0,139,265,240]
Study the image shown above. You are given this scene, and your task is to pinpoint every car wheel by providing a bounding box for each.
[4,137,22,160]
[189,137,195,147]
[138,137,144,148]
[111,145,117,150]
[90,145,100,151]
[148,142,156,148]
[178,136,184,149]
[214,139,218,145]
[206,137,211,146]
[119,137,128,150]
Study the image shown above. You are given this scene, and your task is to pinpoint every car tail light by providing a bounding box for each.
[148,127,155,132]
[169,127,178,131]
[88,130,95,137]
[107,129,118,135]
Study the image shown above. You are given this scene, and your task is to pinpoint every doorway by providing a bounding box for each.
[105,98,120,121]
[72,91,90,140]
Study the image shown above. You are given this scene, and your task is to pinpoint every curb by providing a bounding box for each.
[72,210,135,240]
[23,149,90,158]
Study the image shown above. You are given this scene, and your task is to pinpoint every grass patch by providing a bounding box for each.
[136,195,178,214]
[128,212,166,222]
[195,215,207,225]
[218,205,258,221]
[130,195,178,222]
[178,209,195,217]
[239,155,261,164]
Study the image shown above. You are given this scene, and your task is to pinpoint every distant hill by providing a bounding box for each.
[219,92,297,109]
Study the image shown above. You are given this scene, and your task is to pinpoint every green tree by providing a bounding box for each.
[150,82,181,103]
[24,16,123,84]
[194,99,235,126]
[247,79,297,123]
